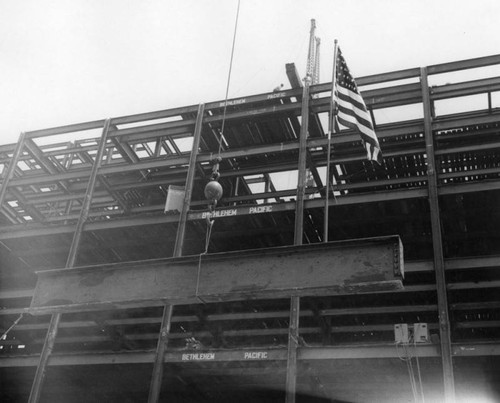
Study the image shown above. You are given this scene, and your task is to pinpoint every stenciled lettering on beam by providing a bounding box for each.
[244,351,268,360]
[179,351,270,362]
[219,98,247,107]
[217,91,287,108]
[200,205,273,219]
[267,92,286,99]
[181,353,215,361]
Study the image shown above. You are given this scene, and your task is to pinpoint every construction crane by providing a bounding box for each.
[313,37,321,84]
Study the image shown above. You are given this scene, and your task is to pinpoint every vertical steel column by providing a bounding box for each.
[421,67,456,403]
[323,39,338,243]
[66,118,112,268]
[148,304,173,403]
[173,103,205,257]
[288,19,316,402]
[28,119,111,403]
[294,18,315,246]
[293,78,311,245]
[288,67,308,403]
[0,132,26,209]
[147,104,205,403]
[285,295,300,403]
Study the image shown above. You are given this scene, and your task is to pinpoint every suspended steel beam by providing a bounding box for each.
[29,235,403,314]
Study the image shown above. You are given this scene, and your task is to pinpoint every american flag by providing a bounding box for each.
[334,47,382,164]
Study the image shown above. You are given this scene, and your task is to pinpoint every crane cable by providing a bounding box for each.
[205,0,241,214]
[195,216,214,304]
[217,0,241,157]
[196,0,241,304]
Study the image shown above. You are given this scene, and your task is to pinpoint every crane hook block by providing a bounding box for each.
[204,157,223,207]
[209,157,222,181]
[204,180,223,203]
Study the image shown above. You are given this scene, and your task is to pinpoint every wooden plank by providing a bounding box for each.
[29,236,403,314]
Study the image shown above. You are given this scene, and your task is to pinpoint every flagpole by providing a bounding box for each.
[324,39,338,243]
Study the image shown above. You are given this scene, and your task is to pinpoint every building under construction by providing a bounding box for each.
[1,52,500,402]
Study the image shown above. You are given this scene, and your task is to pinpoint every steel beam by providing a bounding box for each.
[13,164,500,241]
[65,119,112,268]
[29,236,403,314]
[27,312,60,403]
[111,105,198,126]
[0,188,428,240]
[173,103,205,256]
[13,54,499,143]
[294,73,311,246]
[4,343,500,368]
[427,53,500,75]
[149,104,206,403]
[286,296,300,403]
[293,40,321,402]
[147,304,173,403]
[25,120,106,139]
[0,132,26,211]
[7,109,498,191]
[421,67,456,403]
[7,323,440,348]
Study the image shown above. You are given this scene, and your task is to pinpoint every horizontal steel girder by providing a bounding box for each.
[30,236,403,314]
[3,342,500,368]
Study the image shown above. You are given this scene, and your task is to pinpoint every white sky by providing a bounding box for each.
[1,0,499,146]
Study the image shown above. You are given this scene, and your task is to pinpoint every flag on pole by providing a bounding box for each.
[334,47,382,164]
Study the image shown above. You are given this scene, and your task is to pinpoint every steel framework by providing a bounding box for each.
[1,54,500,402]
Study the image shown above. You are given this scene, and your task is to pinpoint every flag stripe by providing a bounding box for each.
[337,114,378,148]
[337,86,367,112]
[334,47,382,164]
[337,103,374,131]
